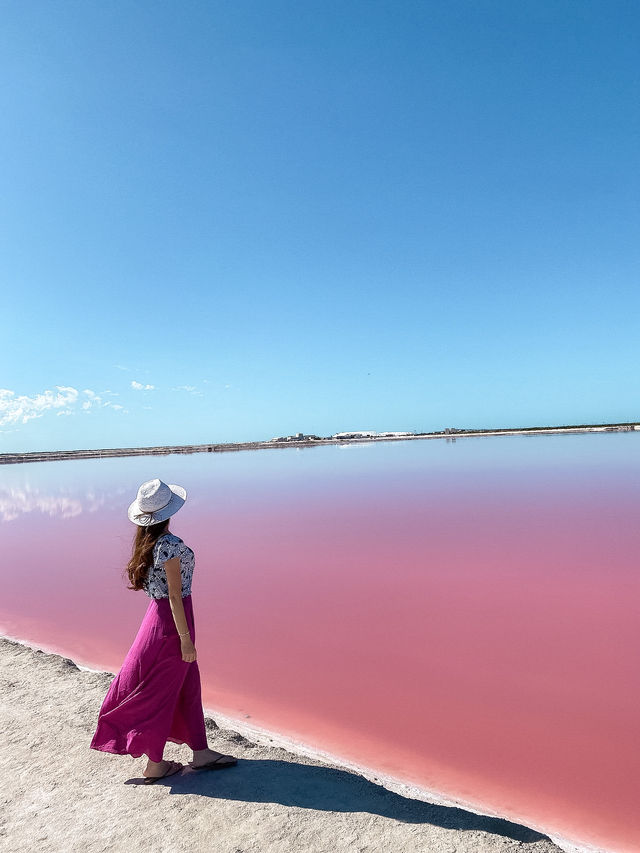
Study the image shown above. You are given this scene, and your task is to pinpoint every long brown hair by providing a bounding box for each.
[125,518,170,591]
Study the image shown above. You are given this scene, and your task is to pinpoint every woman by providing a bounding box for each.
[90,478,237,783]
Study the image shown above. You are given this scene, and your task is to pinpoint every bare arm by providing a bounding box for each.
[165,556,196,663]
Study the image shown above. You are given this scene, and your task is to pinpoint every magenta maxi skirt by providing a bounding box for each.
[90,594,208,762]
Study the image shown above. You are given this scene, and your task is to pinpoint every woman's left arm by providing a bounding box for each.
[165,556,196,662]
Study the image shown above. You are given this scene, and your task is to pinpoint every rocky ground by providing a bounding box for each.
[0,637,565,853]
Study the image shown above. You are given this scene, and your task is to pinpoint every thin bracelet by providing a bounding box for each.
[179,630,190,636]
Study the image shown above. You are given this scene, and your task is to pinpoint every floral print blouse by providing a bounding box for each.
[143,532,195,599]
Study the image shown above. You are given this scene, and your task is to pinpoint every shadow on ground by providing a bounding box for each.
[125,757,552,845]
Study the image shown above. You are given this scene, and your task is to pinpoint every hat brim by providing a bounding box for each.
[127,484,187,526]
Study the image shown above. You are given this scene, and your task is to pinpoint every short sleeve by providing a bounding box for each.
[155,537,181,565]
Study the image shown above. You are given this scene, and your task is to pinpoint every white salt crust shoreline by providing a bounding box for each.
[0,634,609,853]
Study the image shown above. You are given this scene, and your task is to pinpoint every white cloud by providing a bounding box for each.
[131,381,155,391]
[171,384,204,397]
[0,386,127,427]
[0,386,79,426]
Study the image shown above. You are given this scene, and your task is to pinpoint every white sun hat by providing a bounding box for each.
[128,478,187,526]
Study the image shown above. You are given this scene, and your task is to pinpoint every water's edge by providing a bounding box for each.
[0,632,612,853]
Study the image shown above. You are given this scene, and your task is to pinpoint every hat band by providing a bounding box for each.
[134,510,157,523]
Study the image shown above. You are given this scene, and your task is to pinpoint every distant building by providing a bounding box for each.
[332,430,379,439]
[270,433,321,442]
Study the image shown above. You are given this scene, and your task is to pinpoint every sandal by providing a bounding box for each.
[143,760,184,784]
[190,754,237,771]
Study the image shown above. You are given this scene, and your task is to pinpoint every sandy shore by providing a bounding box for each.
[0,637,567,853]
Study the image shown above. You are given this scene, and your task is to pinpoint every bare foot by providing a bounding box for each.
[144,759,181,779]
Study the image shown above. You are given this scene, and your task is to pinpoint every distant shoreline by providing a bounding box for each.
[1,421,638,465]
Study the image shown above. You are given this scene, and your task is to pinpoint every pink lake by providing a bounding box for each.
[1,433,639,853]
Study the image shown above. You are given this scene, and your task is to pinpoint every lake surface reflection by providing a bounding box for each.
[1,434,639,853]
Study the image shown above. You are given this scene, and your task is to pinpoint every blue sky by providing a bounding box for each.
[2,0,639,452]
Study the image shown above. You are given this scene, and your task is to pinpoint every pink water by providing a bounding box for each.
[1,434,639,852]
